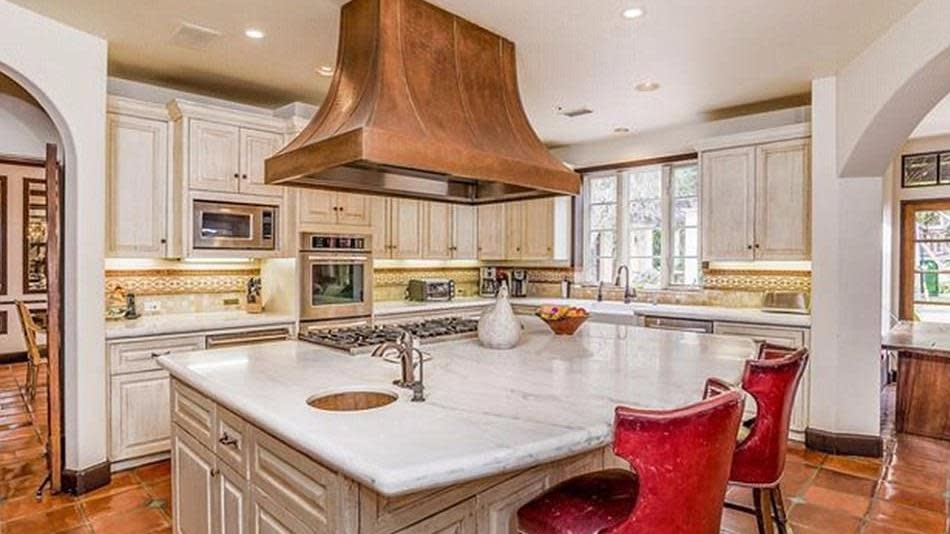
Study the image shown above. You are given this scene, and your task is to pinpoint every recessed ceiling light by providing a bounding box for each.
[613,127,631,134]
[316,65,334,77]
[635,81,660,92]
[244,28,265,39]
[622,7,645,19]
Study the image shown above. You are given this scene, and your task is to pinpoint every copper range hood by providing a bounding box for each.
[265,0,580,205]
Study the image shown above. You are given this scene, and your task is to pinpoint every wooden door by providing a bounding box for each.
[109,370,171,460]
[44,144,63,491]
[452,205,478,260]
[335,193,372,226]
[298,190,337,226]
[173,426,216,534]
[521,198,555,260]
[215,462,250,534]
[701,146,755,261]
[477,204,506,260]
[755,139,811,260]
[505,201,525,259]
[239,129,284,197]
[422,202,453,259]
[369,196,390,257]
[390,198,423,259]
[106,113,169,257]
[189,120,240,193]
[899,199,950,321]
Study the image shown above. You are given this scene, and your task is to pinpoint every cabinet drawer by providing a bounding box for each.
[172,380,216,448]
[249,430,339,533]
[215,407,249,476]
[109,335,205,375]
[712,322,807,348]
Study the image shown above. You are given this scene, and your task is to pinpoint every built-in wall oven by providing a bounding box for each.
[299,233,373,323]
[193,200,277,250]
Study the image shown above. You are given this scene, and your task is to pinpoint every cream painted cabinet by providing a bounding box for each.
[504,202,526,259]
[755,139,811,260]
[106,112,170,258]
[452,205,478,260]
[298,191,372,227]
[701,147,756,261]
[239,129,285,197]
[215,462,250,534]
[190,120,242,193]
[422,202,453,259]
[497,198,563,261]
[388,199,423,259]
[699,133,811,262]
[369,197,390,256]
[477,204,506,260]
[173,426,217,534]
[110,371,171,461]
[522,198,555,260]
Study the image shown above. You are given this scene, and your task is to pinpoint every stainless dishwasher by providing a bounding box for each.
[205,327,292,348]
[641,315,714,334]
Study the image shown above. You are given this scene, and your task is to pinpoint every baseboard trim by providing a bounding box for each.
[62,460,111,495]
[805,428,883,458]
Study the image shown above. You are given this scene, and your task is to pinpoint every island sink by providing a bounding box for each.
[307,390,398,412]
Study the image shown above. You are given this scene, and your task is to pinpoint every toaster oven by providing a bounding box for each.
[406,279,455,302]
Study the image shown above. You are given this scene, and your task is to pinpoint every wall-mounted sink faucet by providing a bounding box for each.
[371,331,426,402]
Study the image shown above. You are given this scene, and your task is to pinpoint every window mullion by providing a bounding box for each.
[617,172,628,280]
[660,165,672,289]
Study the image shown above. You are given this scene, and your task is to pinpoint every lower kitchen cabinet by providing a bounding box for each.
[216,461,251,534]
[110,371,171,460]
[713,321,811,436]
[173,426,217,534]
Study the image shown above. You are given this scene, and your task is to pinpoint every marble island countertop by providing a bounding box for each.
[882,321,950,356]
[158,317,754,496]
[374,297,811,327]
[105,311,296,340]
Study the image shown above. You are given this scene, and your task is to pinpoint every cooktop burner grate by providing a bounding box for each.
[299,317,479,353]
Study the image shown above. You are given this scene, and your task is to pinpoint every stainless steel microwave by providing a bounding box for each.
[193,200,277,250]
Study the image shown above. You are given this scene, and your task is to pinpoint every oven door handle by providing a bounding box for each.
[305,255,369,262]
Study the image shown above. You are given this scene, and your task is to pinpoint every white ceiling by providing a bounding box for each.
[11,0,922,146]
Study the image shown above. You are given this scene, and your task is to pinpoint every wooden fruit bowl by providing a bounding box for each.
[537,314,589,335]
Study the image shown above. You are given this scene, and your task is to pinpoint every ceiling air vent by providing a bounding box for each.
[556,106,594,118]
[170,22,222,50]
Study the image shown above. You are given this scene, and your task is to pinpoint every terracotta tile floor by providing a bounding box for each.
[0,362,945,533]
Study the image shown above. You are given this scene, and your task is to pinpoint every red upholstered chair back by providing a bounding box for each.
[757,342,797,361]
[730,348,809,486]
[610,389,744,534]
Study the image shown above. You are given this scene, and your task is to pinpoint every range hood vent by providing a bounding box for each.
[265,0,580,205]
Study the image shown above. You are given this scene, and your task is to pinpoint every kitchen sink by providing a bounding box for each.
[307,389,398,412]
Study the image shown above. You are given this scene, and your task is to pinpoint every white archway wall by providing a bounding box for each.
[837,0,950,178]
[0,0,107,470]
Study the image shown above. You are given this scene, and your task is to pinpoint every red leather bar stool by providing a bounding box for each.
[707,347,809,534]
[757,342,798,360]
[517,388,744,534]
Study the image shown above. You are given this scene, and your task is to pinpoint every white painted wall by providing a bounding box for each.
[551,106,810,168]
[0,79,59,158]
[810,77,883,438]
[0,0,107,472]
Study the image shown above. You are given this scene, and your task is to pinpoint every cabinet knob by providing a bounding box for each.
[233,173,239,178]
[747,245,753,250]
[754,244,760,249]
[242,174,248,180]
[160,238,167,245]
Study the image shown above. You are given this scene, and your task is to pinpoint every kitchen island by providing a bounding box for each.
[158,318,754,533]
[883,321,950,440]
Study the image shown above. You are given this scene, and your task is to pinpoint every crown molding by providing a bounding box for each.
[694,123,811,152]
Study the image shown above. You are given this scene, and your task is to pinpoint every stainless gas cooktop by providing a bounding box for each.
[299,317,479,354]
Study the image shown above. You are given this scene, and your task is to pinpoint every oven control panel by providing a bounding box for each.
[301,233,371,252]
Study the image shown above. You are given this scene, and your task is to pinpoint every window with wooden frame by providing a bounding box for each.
[900,199,950,322]
[582,160,700,288]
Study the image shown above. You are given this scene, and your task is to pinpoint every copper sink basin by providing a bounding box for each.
[307,390,398,412]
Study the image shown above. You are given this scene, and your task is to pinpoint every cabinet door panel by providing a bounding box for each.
[701,147,755,261]
[240,129,284,197]
[336,193,372,226]
[452,205,478,260]
[390,199,423,259]
[423,202,453,260]
[477,204,506,260]
[504,202,525,259]
[249,488,314,534]
[521,198,555,260]
[298,190,337,225]
[109,371,170,461]
[755,139,811,260]
[173,426,216,534]
[190,120,240,193]
[396,497,476,534]
[106,113,168,257]
[216,462,249,534]
[369,197,390,256]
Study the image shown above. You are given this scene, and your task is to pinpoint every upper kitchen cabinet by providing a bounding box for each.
[239,128,286,197]
[388,198,424,259]
[479,197,571,263]
[106,97,172,258]
[697,124,811,262]
[297,190,371,227]
[421,202,477,260]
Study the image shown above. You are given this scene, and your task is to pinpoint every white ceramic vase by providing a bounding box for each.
[478,282,522,349]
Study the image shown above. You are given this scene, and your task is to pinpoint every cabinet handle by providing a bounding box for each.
[754,244,760,249]
[210,467,220,478]
[218,432,239,448]
[150,351,171,359]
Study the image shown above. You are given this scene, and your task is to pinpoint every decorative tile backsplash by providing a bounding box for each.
[105,268,259,296]
[373,268,480,302]
[702,269,811,293]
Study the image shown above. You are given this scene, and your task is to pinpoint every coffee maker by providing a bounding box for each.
[510,269,528,297]
[479,267,499,297]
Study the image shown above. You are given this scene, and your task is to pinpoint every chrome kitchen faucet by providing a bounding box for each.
[371,330,426,402]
